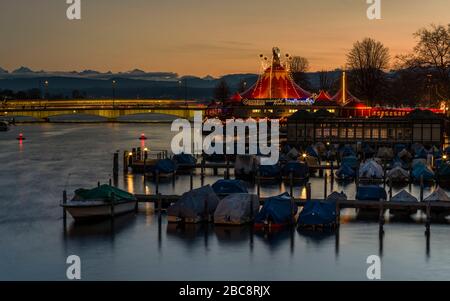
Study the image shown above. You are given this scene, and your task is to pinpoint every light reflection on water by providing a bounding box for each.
[1,123,450,280]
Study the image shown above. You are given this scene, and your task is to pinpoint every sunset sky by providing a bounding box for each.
[0,0,449,76]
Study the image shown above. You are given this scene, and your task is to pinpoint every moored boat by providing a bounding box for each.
[61,185,137,221]
[0,121,9,131]
[390,190,419,217]
[423,187,450,220]
[281,161,309,183]
[254,193,297,231]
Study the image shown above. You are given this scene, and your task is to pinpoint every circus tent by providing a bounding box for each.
[314,90,337,106]
[235,48,312,101]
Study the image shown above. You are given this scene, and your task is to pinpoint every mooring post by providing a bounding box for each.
[409,168,413,192]
[109,178,112,186]
[62,190,67,226]
[335,202,340,227]
[289,171,294,197]
[383,162,387,188]
[319,166,324,178]
[110,196,115,219]
[256,168,261,200]
[155,170,160,195]
[123,151,129,174]
[389,179,393,201]
[172,171,176,187]
[98,181,100,188]
[425,201,431,235]
[157,193,162,217]
[330,161,335,189]
[420,175,424,202]
[324,172,328,199]
[379,200,385,234]
[306,183,312,201]
[190,170,194,190]
[113,152,119,182]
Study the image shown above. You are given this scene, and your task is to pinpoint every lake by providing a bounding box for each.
[1,122,450,280]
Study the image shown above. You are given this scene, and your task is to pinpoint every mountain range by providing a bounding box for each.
[0,66,340,100]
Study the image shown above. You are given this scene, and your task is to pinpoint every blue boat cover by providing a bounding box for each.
[259,164,281,178]
[298,200,336,226]
[412,162,435,181]
[394,144,407,154]
[254,193,297,225]
[356,185,387,201]
[153,159,177,173]
[341,156,358,169]
[336,163,356,179]
[172,153,196,165]
[392,157,409,170]
[340,145,356,157]
[306,146,319,158]
[282,161,309,178]
[415,147,428,159]
[438,162,450,177]
[212,179,248,194]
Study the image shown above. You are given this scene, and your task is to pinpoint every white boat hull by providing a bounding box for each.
[62,200,136,221]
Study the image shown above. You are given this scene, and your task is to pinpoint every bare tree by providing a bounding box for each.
[347,38,390,106]
[318,70,334,92]
[289,56,312,91]
[214,79,230,101]
[397,24,450,99]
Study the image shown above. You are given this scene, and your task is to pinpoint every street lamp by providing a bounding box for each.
[112,80,117,109]
[178,78,188,107]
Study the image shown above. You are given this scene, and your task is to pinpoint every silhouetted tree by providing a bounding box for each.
[214,80,230,101]
[347,38,390,106]
[289,56,312,91]
[318,70,335,92]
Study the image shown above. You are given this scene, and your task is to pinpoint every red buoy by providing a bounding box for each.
[139,133,148,140]
[16,133,26,141]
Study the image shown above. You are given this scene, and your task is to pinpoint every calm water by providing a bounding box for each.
[1,122,450,281]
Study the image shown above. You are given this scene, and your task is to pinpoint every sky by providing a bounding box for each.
[0,0,449,77]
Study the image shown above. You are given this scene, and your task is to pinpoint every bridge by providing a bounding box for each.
[0,99,207,121]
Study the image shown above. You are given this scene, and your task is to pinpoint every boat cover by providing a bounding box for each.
[259,164,281,178]
[341,156,359,169]
[356,185,387,201]
[306,146,319,158]
[340,145,356,157]
[153,159,177,173]
[412,162,435,181]
[254,193,297,225]
[172,153,196,166]
[282,161,309,178]
[387,166,410,181]
[424,187,450,202]
[214,194,260,225]
[359,160,384,179]
[73,185,136,203]
[336,163,356,179]
[391,190,418,203]
[212,179,248,194]
[298,200,336,226]
[326,191,348,202]
[167,185,220,219]
[438,162,450,177]
[377,147,394,160]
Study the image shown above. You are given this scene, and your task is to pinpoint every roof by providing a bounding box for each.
[406,109,442,120]
[287,109,313,121]
[332,88,361,105]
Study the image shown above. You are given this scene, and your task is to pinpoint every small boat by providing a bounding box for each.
[356,185,387,217]
[359,160,384,183]
[281,161,309,183]
[423,187,450,220]
[61,185,137,222]
[387,166,410,184]
[341,155,359,170]
[167,185,220,224]
[212,179,248,197]
[214,193,259,225]
[377,147,394,161]
[172,153,197,173]
[148,158,177,180]
[297,192,345,230]
[335,163,356,181]
[0,121,9,132]
[390,190,419,217]
[304,155,320,174]
[411,162,435,183]
[254,193,297,231]
[258,164,281,183]
[340,145,356,158]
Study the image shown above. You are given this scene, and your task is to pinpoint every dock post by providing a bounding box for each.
[383,162,387,188]
[155,170,160,195]
[172,171,176,187]
[306,183,312,201]
[190,170,194,190]
[324,172,328,199]
[113,152,119,184]
[201,159,205,186]
[420,175,424,202]
[157,193,162,216]
[98,181,100,187]
[110,198,115,219]
[330,161,335,190]
[319,167,324,178]
[425,201,431,235]
[109,178,112,186]
[409,168,413,192]
[389,179,393,201]
[379,201,385,234]
[335,202,340,227]
[256,168,261,200]
[289,172,294,197]
[123,151,129,174]
[62,190,67,226]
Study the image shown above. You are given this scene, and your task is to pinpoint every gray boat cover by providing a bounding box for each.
[387,166,409,181]
[359,160,384,179]
[424,187,450,202]
[167,185,220,219]
[398,149,412,160]
[377,147,394,160]
[326,191,347,202]
[287,148,300,160]
[214,194,260,225]
[391,190,418,203]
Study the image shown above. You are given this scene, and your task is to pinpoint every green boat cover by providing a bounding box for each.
[74,185,136,203]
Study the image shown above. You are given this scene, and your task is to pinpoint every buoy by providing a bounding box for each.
[17,133,26,141]
[139,133,147,140]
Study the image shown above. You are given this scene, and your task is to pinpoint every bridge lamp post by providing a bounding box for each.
[41,80,49,108]
[178,79,188,107]
[112,80,117,109]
